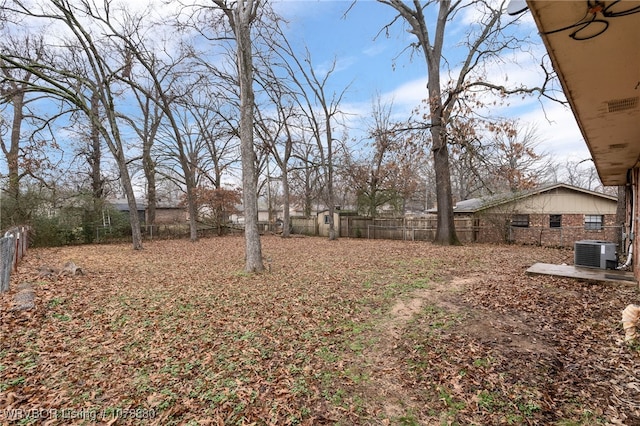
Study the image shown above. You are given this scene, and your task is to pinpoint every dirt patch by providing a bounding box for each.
[366,269,626,423]
[367,275,481,420]
[463,310,555,354]
[384,275,473,338]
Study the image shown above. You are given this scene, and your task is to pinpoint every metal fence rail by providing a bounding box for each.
[0,226,30,293]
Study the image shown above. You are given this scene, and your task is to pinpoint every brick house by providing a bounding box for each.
[153,202,187,225]
[452,183,619,247]
[525,3,639,279]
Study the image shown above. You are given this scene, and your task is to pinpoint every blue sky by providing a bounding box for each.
[279,2,422,99]
[2,0,593,191]
[272,1,591,166]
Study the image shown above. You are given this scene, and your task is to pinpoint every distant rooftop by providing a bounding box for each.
[429,183,617,214]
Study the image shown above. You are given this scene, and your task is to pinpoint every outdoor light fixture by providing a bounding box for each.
[506,0,528,15]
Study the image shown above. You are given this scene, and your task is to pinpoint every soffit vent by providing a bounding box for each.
[609,143,628,149]
[607,97,638,113]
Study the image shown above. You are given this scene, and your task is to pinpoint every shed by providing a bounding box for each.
[317,209,358,238]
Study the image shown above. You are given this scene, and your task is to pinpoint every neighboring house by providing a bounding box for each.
[450,183,619,247]
[109,198,146,225]
[258,208,279,223]
[230,203,284,225]
[288,204,319,218]
[153,202,186,225]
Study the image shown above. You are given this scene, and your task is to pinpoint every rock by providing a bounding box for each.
[58,261,84,277]
[37,265,58,278]
[11,282,35,311]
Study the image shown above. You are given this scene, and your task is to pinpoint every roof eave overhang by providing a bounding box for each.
[526,1,640,186]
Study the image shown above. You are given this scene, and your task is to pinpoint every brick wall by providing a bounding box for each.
[473,213,620,248]
[154,209,186,225]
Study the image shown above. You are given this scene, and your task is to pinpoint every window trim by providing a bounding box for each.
[549,214,562,228]
[511,214,530,228]
[584,214,604,230]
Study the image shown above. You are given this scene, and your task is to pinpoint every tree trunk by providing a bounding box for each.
[7,90,23,204]
[327,178,337,240]
[379,0,460,245]
[426,1,459,246]
[235,4,264,272]
[327,205,336,240]
[89,90,103,202]
[432,130,460,245]
[304,168,313,217]
[325,115,337,241]
[281,169,291,237]
[144,153,156,227]
[186,184,199,241]
[118,157,143,250]
[141,103,157,228]
[368,179,378,218]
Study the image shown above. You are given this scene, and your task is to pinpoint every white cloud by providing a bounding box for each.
[381,77,428,108]
[520,101,591,161]
[363,43,387,57]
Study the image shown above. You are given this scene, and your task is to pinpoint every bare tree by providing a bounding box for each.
[343,98,424,217]
[290,137,322,218]
[117,74,165,228]
[272,38,350,240]
[560,158,600,191]
[0,32,62,224]
[484,121,551,193]
[449,143,489,202]
[212,0,264,271]
[254,62,299,237]
[184,87,240,190]
[0,43,38,202]
[1,0,146,249]
[377,0,555,244]
[98,5,203,242]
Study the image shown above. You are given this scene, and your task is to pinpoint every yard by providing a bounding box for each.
[1,235,639,425]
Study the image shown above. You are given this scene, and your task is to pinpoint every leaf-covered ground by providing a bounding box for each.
[1,235,639,425]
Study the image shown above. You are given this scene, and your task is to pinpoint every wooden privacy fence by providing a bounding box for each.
[288,215,623,249]
[340,216,475,242]
[0,226,30,292]
[290,217,317,236]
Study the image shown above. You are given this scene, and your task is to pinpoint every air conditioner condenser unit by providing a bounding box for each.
[574,240,617,269]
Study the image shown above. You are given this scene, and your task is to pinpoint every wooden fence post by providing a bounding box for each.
[13,232,19,272]
[0,227,29,293]
[0,235,14,292]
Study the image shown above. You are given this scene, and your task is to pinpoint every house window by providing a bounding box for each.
[549,214,562,228]
[324,214,330,224]
[584,215,604,230]
[511,214,529,228]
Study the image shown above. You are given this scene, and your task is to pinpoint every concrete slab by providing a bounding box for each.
[526,263,637,285]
